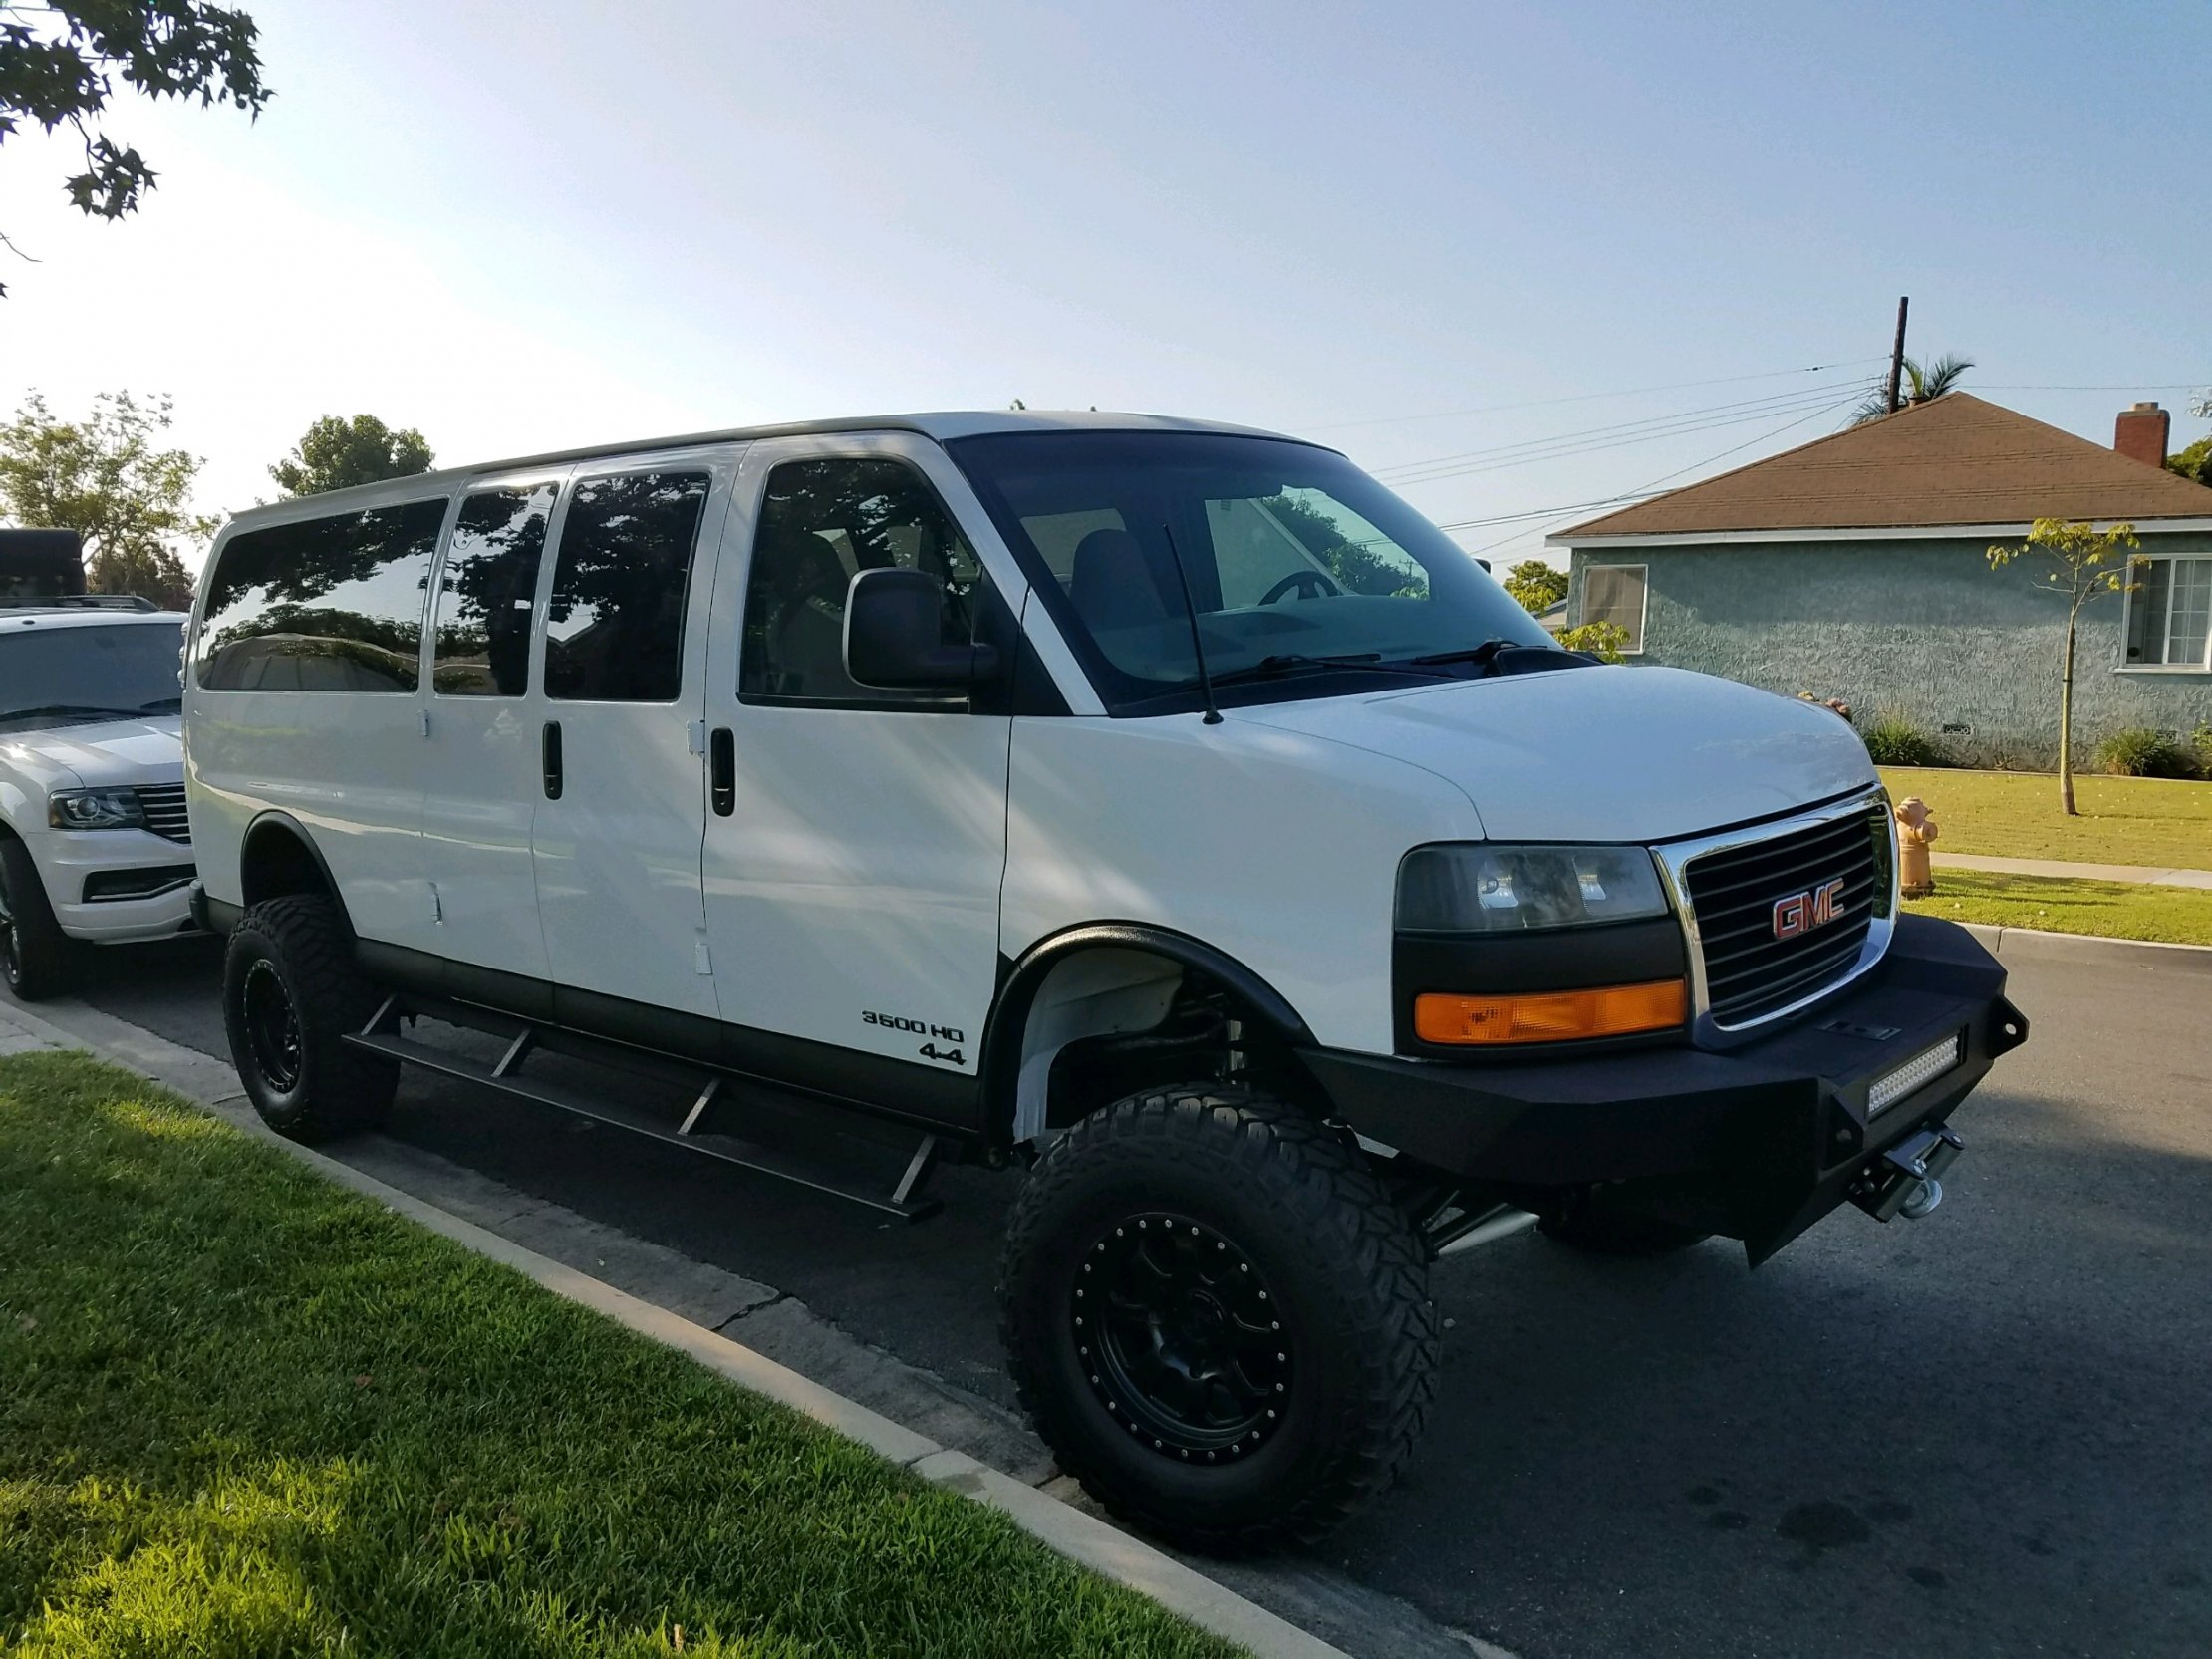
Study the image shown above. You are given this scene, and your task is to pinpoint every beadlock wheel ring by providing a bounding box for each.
[1072,1211,1291,1463]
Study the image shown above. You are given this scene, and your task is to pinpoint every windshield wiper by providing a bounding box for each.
[1407,639,1519,669]
[1194,653,1454,691]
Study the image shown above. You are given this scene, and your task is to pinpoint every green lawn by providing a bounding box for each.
[1903,868,2212,947]
[0,1052,1236,1659]
[1878,767,2212,870]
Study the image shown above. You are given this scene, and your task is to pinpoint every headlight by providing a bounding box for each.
[1396,843,1670,933]
[49,788,147,831]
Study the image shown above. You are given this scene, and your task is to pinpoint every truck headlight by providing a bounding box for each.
[1395,843,1671,934]
[49,788,147,831]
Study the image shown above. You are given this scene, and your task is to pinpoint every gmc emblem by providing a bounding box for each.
[1773,878,1848,941]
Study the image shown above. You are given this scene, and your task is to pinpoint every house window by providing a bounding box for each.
[2124,556,2212,670]
[1581,563,1647,654]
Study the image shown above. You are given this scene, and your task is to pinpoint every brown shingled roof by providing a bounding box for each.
[1553,394,2212,540]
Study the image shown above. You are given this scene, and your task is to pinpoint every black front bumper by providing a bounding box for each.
[1301,914,2028,1264]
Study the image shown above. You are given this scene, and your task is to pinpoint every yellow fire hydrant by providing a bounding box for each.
[1895,796,1938,898]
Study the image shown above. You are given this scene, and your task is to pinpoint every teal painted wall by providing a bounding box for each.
[1569,532,2212,766]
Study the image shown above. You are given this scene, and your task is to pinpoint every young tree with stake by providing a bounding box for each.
[1986,517,2139,817]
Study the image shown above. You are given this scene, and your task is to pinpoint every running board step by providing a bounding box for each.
[345,1017,944,1222]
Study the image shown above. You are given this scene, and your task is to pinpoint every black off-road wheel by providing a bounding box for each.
[1539,1189,1712,1256]
[0,837,72,1001]
[223,895,397,1141]
[998,1084,1439,1554]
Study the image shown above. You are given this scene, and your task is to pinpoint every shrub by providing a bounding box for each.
[1860,711,1946,768]
[1555,620,1629,663]
[2096,727,2202,779]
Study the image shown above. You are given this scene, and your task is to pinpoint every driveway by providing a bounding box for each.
[65,938,2212,1658]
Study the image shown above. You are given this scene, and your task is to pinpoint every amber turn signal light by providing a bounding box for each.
[1413,979,1688,1046]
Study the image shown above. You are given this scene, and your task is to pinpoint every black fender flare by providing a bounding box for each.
[978,922,1316,1142]
[239,809,349,923]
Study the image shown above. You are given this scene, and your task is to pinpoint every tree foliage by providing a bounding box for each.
[1501,558,1567,615]
[2166,434,2212,488]
[1554,620,1628,662]
[269,414,435,497]
[1853,353,1975,424]
[0,1,270,295]
[0,390,208,608]
[1987,517,2139,816]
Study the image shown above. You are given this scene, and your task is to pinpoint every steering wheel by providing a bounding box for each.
[1258,569,1342,605]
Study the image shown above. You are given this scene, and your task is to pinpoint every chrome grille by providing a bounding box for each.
[133,782,191,843]
[1681,802,1892,1028]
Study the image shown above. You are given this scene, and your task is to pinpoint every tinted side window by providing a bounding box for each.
[197,499,446,691]
[432,484,557,695]
[544,471,710,702]
[739,458,983,704]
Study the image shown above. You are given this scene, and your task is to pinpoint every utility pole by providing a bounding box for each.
[1883,296,1910,414]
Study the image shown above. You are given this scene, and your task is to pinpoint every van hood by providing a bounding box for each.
[1228,666,1876,844]
[0,715,183,791]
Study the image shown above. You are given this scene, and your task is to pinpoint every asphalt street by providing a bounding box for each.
[64,936,2212,1659]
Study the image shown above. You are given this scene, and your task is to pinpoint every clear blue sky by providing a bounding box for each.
[1,0,2205,568]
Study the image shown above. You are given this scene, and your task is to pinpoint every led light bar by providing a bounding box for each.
[1867,1030,1965,1116]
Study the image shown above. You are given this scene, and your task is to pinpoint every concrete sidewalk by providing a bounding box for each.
[1930,851,2212,889]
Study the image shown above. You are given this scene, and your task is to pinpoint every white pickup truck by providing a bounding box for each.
[0,599,196,998]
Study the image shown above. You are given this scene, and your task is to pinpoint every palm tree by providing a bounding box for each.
[1853,353,1976,423]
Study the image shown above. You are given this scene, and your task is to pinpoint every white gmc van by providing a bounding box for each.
[183,412,2025,1551]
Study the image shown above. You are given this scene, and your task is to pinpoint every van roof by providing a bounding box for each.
[221,409,1314,529]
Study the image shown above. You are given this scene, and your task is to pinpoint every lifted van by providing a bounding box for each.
[184,412,2026,1552]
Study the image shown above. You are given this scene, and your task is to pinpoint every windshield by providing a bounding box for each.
[948,430,1554,713]
[0,622,184,724]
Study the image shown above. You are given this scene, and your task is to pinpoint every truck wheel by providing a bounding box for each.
[998,1083,1439,1554]
[0,838,71,1001]
[1540,1192,1711,1256]
[223,895,398,1141]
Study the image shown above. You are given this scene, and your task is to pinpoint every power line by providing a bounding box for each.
[1383,388,1857,488]
[1296,358,1886,434]
[1450,394,1860,558]
[1973,382,2205,392]
[1372,384,1856,483]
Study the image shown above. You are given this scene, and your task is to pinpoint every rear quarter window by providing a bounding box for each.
[197,498,449,691]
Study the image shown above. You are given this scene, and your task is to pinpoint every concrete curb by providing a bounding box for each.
[0,998,1350,1659]
[1958,921,2212,974]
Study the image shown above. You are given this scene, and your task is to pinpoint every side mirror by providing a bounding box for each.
[844,567,1000,690]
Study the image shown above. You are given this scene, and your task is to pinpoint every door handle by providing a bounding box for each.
[709,726,734,816]
[542,720,563,800]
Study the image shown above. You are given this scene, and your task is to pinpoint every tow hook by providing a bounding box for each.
[1850,1124,1964,1224]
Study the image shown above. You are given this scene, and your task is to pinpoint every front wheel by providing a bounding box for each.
[0,837,71,1001]
[998,1084,1439,1554]
[223,895,397,1141]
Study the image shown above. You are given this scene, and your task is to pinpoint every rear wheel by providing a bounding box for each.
[223,895,397,1140]
[0,838,71,1001]
[998,1083,1438,1554]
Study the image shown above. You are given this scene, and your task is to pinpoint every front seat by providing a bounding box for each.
[770,533,862,699]
[1069,528,1173,633]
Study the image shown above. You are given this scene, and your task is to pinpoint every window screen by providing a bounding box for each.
[739,458,984,704]
[543,471,711,702]
[1580,564,1647,654]
[196,499,447,691]
[432,484,557,695]
[2126,557,2212,668]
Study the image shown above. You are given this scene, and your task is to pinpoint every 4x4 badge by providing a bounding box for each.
[1773,877,1848,941]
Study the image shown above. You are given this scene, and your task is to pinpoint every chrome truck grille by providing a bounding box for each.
[1659,790,1896,1038]
[132,782,192,843]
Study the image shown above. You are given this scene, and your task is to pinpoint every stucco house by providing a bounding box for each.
[1548,395,2212,764]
